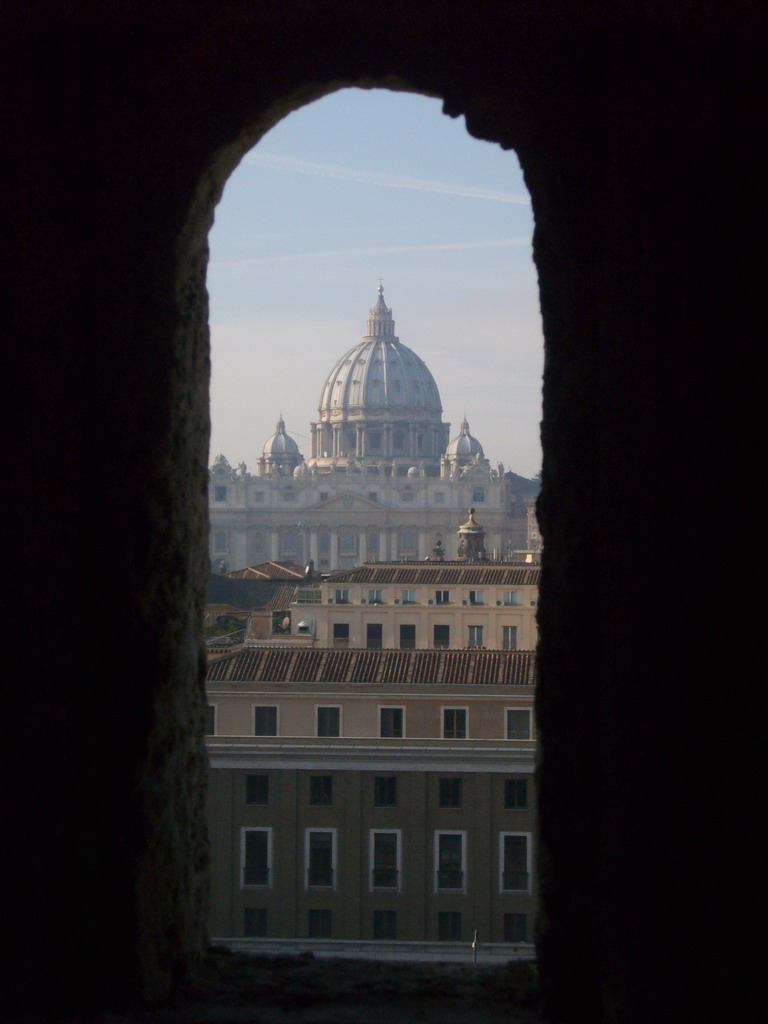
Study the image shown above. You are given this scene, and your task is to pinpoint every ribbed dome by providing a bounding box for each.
[262,416,299,456]
[446,418,484,459]
[317,287,443,420]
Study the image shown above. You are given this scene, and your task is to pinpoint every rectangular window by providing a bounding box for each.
[368,492,378,502]
[254,705,277,736]
[435,590,450,605]
[472,487,485,503]
[468,624,484,647]
[506,709,532,740]
[434,492,445,504]
[241,828,271,887]
[433,624,450,649]
[317,706,340,737]
[401,589,417,604]
[443,708,467,739]
[500,833,531,892]
[334,589,350,604]
[502,590,519,606]
[502,625,518,651]
[308,909,332,938]
[214,485,228,502]
[438,911,463,941]
[401,490,415,502]
[244,907,267,938]
[503,913,528,943]
[366,623,383,649]
[319,491,329,502]
[368,588,383,604]
[306,830,335,888]
[439,777,463,808]
[399,624,416,650]
[332,622,350,648]
[252,491,264,503]
[468,590,484,605]
[374,776,397,807]
[379,707,404,738]
[309,775,333,806]
[504,778,528,809]
[296,587,321,604]
[373,910,397,940]
[206,704,216,736]
[370,830,400,889]
[245,774,269,805]
[436,832,465,890]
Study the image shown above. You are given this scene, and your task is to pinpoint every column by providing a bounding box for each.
[329,530,339,570]
[309,528,318,564]
[378,529,388,561]
[269,530,279,560]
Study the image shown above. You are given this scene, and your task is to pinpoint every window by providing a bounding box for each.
[213,529,227,552]
[439,778,462,808]
[206,704,216,736]
[469,589,484,605]
[252,491,264,503]
[506,709,532,740]
[401,588,417,604]
[214,485,227,502]
[504,779,528,809]
[373,910,397,940]
[244,907,267,938]
[472,487,485,502]
[443,707,467,739]
[309,775,333,806]
[436,832,465,890]
[245,774,269,805]
[334,589,350,604]
[379,707,404,738]
[281,487,295,501]
[500,833,530,892]
[438,911,462,941]
[433,624,450,649]
[401,489,415,502]
[502,625,518,650]
[374,776,397,807]
[434,491,445,504]
[370,830,400,889]
[468,624,484,647]
[308,909,332,938]
[503,913,528,943]
[502,590,519,606]
[366,623,383,649]
[399,624,416,650]
[296,587,321,604]
[241,828,271,887]
[368,588,383,604]
[435,590,450,605]
[332,622,350,647]
[306,830,335,887]
[254,706,277,736]
[317,706,340,737]
[368,492,378,503]
[319,491,329,502]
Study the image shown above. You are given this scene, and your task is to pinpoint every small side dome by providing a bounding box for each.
[407,465,420,477]
[262,415,300,457]
[445,418,484,460]
[293,461,309,477]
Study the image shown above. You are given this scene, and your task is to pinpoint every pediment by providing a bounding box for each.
[314,490,382,511]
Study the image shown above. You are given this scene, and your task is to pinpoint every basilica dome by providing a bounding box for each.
[317,286,443,420]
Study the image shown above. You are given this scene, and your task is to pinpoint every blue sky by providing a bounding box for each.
[207,88,543,479]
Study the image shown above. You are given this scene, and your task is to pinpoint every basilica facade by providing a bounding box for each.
[209,288,538,572]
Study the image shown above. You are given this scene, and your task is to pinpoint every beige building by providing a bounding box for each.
[292,557,540,652]
[209,287,537,571]
[206,646,537,951]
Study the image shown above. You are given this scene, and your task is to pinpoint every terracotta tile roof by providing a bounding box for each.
[326,562,540,586]
[207,576,299,611]
[207,647,536,686]
[226,561,306,581]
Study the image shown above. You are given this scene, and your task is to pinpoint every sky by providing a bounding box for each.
[207,88,543,480]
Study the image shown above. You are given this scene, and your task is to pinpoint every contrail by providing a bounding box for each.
[212,238,531,269]
[244,153,530,205]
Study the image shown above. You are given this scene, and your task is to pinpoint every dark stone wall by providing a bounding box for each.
[2,2,761,1020]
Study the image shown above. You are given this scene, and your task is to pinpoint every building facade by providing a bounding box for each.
[291,558,540,652]
[206,647,537,951]
[209,287,538,571]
